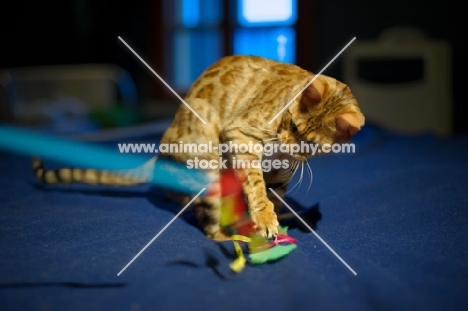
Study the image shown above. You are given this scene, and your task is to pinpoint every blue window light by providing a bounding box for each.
[178,0,223,28]
[182,0,200,28]
[238,0,297,27]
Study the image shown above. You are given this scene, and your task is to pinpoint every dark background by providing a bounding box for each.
[1,0,460,130]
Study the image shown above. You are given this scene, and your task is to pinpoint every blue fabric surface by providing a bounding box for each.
[1,123,467,311]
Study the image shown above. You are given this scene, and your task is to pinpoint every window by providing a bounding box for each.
[160,0,302,94]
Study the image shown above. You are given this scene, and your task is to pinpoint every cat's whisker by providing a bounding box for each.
[281,158,298,175]
[277,162,297,182]
[278,166,296,188]
[275,168,288,180]
[306,160,313,194]
[286,161,303,195]
[292,159,301,174]
[299,162,306,193]
[295,162,305,195]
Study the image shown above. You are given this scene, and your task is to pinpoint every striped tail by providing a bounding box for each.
[32,156,157,186]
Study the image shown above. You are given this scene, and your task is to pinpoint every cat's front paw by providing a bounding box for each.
[251,203,279,238]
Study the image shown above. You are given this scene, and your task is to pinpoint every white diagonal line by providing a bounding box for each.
[117,188,206,276]
[269,188,357,275]
[268,37,356,124]
[118,36,207,125]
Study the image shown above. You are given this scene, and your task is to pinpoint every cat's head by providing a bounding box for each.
[278,74,365,161]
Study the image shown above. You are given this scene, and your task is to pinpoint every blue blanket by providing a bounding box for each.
[1,122,467,310]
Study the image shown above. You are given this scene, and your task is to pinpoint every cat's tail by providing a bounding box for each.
[32,156,157,186]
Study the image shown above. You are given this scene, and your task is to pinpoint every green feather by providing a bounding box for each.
[248,244,297,265]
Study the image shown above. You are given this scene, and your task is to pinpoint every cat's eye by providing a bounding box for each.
[290,120,297,131]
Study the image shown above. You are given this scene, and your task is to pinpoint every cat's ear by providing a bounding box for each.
[301,78,326,108]
[335,112,365,140]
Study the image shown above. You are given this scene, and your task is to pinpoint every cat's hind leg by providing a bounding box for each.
[192,197,231,241]
[160,98,231,240]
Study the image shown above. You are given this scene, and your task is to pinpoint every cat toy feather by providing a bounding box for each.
[216,167,297,273]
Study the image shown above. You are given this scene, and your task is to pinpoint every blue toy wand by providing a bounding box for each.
[0,124,211,195]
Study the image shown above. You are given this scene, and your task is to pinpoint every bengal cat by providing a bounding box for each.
[33,55,365,241]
